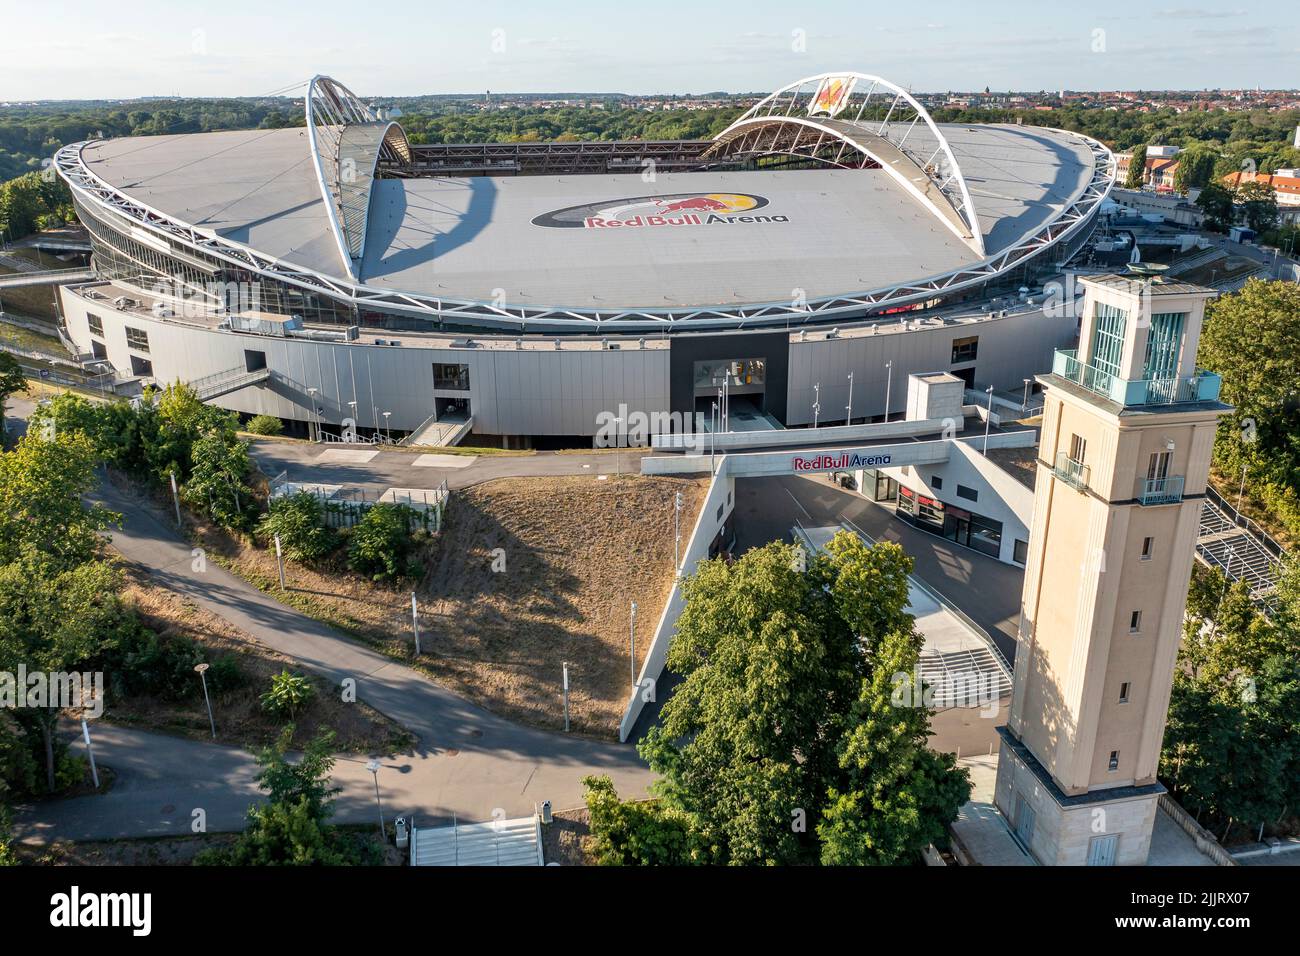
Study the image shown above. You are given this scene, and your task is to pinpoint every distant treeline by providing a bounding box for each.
[3,94,1299,213]
[0,98,303,182]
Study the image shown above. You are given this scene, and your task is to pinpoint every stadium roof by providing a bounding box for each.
[59,72,1114,331]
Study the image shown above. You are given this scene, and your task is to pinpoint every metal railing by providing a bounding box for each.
[1138,475,1185,506]
[1053,451,1090,492]
[1052,349,1222,407]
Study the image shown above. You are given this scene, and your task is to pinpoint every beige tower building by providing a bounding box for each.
[994,274,1230,866]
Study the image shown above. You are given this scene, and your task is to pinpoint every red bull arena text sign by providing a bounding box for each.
[532,193,788,230]
[791,452,893,472]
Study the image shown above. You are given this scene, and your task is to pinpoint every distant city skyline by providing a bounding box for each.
[1,1,1295,101]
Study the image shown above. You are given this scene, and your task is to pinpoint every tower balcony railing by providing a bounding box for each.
[1053,451,1090,492]
[1052,350,1222,407]
[1138,475,1185,506]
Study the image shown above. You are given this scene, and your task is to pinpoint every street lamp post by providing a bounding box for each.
[366,758,385,841]
[813,382,821,428]
[846,371,854,426]
[629,601,638,690]
[382,411,392,444]
[673,491,683,572]
[884,360,893,423]
[79,706,100,790]
[194,663,216,739]
[983,385,995,455]
[710,400,718,475]
[307,387,319,441]
[1022,377,1032,412]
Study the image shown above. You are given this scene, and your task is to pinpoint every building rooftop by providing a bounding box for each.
[77,121,1100,313]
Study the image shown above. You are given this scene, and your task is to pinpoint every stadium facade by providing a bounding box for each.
[54,73,1114,444]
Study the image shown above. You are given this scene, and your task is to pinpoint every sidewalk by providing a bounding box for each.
[15,478,652,843]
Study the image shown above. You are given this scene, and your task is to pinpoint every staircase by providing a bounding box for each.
[1196,488,1288,607]
[410,816,544,866]
[187,365,271,401]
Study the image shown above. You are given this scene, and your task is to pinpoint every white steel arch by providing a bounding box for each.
[305,75,411,280]
[707,72,985,256]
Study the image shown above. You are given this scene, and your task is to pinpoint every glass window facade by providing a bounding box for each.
[1142,311,1185,381]
[1089,302,1128,382]
[125,326,150,352]
[433,363,471,391]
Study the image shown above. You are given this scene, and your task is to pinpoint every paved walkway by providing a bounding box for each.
[250,440,647,498]
[14,478,651,844]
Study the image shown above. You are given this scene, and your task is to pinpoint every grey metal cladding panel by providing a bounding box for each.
[358,168,982,309]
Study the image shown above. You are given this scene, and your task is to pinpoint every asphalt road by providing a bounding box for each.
[14,466,652,844]
[734,474,1024,660]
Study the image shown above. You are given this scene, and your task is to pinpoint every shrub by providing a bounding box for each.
[104,618,243,702]
[257,493,337,563]
[260,670,316,718]
[245,415,283,436]
[582,775,712,866]
[347,503,419,582]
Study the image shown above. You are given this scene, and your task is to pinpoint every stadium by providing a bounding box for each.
[54,72,1114,444]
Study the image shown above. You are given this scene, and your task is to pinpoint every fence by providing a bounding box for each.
[1156,793,1238,866]
[270,475,449,532]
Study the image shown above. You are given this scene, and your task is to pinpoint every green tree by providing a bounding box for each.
[625,533,967,866]
[1173,147,1218,193]
[194,728,379,866]
[1125,143,1148,189]
[0,431,117,570]
[257,492,336,563]
[244,414,283,436]
[182,427,253,528]
[1195,181,1236,232]
[347,503,420,582]
[0,555,124,791]
[1236,179,1279,232]
[582,775,714,865]
[260,670,316,719]
[0,352,25,417]
[818,627,971,865]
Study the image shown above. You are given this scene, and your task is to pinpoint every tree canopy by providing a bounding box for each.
[589,533,969,865]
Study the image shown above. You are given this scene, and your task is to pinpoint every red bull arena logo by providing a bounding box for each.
[791,452,892,472]
[531,193,787,229]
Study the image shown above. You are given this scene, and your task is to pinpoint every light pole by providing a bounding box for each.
[846,371,854,426]
[1022,377,1032,411]
[78,704,100,790]
[673,491,683,572]
[307,387,319,441]
[346,400,357,442]
[813,382,821,428]
[883,360,893,423]
[983,385,995,455]
[382,411,392,444]
[194,663,216,739]
[366,758,385,840]
[716,386,724,434]
[611,415,624,477]
[629,601,638,690]
[710,400,718,474]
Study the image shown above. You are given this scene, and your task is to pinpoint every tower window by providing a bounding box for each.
[87,312,104,336]
[1119,682,1131,703]
[1141,537,1154,560]
[1129,610,1142,633]
[1108,751,1120,772]
[1069,433,1087,464]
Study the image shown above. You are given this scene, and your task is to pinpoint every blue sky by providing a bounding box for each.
[1,1,1294,100]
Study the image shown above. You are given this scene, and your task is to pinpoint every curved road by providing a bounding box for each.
[15,469,652,844]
